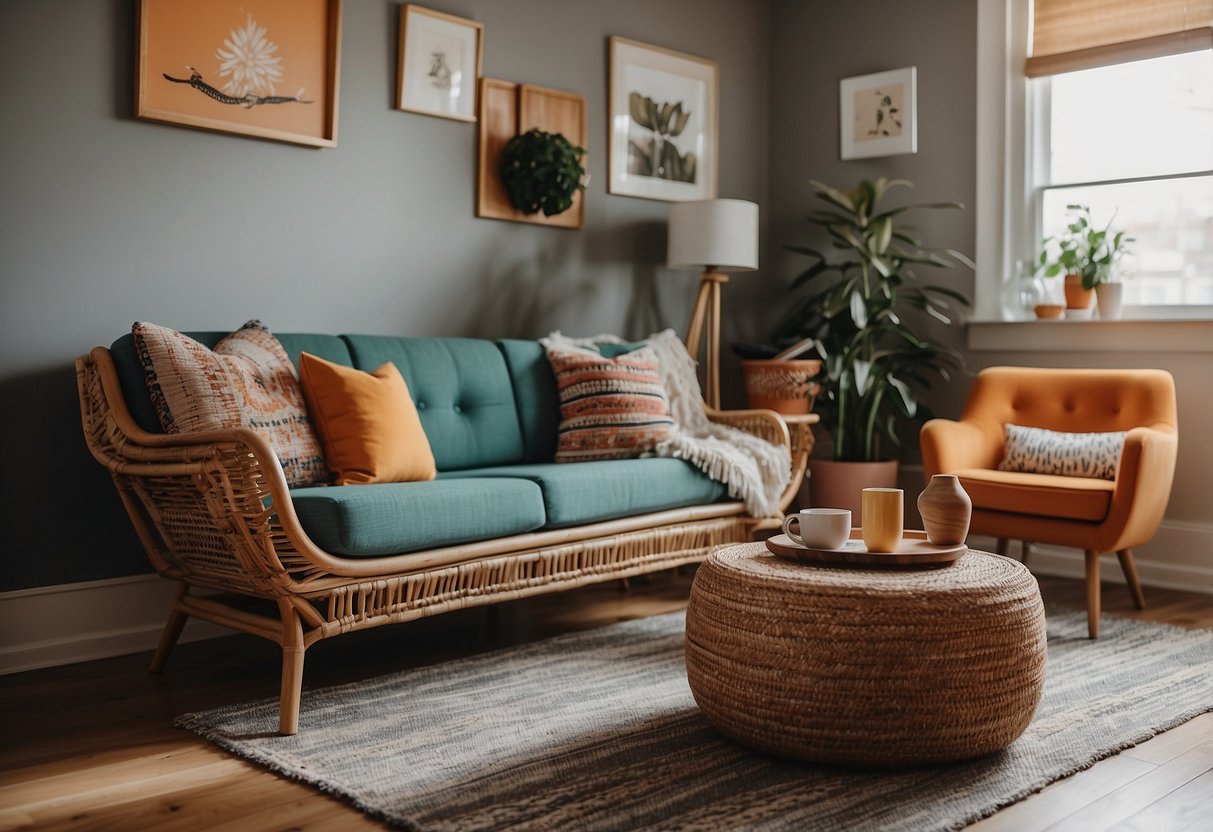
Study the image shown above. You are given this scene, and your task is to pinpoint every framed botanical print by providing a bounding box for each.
[397,5,484,121]
[608,37,718,202]
[136,0,342,147]
[839,66,917,160]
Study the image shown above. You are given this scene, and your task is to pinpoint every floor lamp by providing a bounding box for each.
[667,199,759,409]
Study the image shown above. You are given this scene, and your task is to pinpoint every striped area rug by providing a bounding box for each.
[178,609,1213,831]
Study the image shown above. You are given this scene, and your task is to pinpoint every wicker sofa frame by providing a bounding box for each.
[76,345,814,734]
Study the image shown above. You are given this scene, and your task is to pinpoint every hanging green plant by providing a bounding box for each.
[499,129,587,217]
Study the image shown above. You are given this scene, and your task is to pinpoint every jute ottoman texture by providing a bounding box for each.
[685,543,1047,766]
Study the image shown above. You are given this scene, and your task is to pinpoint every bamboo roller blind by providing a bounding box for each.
[1027,0,1213,76]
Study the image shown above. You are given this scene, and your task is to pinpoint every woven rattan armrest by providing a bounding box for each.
[704,406,815,515]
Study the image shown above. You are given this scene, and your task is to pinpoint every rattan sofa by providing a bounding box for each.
[77,331,812,734]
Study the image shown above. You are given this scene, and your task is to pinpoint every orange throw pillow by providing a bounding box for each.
[298,353,436,485]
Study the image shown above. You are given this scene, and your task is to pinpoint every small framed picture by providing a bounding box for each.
[608,37,717,202]
[839,66,917,160]
[136,0,342,148]
[397,5,483,122]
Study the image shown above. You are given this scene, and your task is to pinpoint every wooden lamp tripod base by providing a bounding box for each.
[684,266,728,410]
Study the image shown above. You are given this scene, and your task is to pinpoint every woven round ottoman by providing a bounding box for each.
[685,543,1047,766]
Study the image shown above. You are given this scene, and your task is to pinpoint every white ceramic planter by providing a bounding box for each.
[1095,283,1124,320]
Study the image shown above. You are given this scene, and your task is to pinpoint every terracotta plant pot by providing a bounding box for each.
[917,474,972,545]
[807,458,898,524]
[1063,274,1094,311]
[741,359,821,415]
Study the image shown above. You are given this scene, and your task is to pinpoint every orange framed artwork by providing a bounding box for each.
[136,0,342,148]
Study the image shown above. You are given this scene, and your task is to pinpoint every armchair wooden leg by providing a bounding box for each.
[149,583,190,673]
[1085,549,1102,639]
[278,600,306,736]
[995,538,1009,556]
[1116,548,1146,610]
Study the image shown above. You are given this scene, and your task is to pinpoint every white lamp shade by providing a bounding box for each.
[667,199,759,272]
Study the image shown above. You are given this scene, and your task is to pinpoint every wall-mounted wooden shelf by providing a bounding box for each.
[476,78,586,229]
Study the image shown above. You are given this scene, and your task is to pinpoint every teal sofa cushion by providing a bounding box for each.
[496,339,559,463]
[342,336,525,472]
[289,478,546,557]
[110,330,352,434]
[440,459,730,528]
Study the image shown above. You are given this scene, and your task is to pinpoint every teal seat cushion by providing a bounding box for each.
[342,336,525,472]
[110,330,352,434]
[440,459,731,528]
[289,478,546,557]
[496,339,648,464]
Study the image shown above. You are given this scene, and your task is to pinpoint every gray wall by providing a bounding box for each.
[758,0,979,451]
[0,0,771,590]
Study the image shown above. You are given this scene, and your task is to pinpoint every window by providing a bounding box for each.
[1032,50,1213,306]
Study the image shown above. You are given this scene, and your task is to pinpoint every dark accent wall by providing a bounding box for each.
[0,0,771,590]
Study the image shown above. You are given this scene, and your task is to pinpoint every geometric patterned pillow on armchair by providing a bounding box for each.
[997,424,1127,480]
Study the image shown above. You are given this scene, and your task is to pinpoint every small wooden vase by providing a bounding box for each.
[917,475,972,546]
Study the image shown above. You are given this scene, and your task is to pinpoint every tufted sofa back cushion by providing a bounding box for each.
[110,331,353,434]
[495,339,559,462]
[962,367,1178,438]
[341,335,525,471]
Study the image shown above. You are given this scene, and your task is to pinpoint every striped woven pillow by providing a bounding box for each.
[547,345,676,462]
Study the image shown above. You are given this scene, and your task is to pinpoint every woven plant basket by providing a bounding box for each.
[740,359,821,415]
[685,543,1047,766]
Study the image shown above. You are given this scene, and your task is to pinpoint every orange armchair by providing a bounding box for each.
[921,367,1178,638]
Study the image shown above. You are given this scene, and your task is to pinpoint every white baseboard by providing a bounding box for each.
[0,574,230,676]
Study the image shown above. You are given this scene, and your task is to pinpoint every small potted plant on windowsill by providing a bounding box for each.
[1038,204,1133,320]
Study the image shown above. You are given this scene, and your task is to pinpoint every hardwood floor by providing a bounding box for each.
[1,571,1209,831]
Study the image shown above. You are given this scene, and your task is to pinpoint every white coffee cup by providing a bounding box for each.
[782,508,852,550]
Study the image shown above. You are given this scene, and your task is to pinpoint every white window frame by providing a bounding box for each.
[973,0,1213,332]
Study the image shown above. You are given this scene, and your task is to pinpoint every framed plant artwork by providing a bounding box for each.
[839,66,917,160]
[136,0,342,148]
[397,5,483,122]
[608,37,718,202]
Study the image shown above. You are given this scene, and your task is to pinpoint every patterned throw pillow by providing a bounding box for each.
[132,320,328,487]
[546,345,677,462]
[998,424,1127,480]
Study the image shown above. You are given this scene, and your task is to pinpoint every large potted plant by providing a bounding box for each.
[779,178,971,519]
[1038,204,1133,319]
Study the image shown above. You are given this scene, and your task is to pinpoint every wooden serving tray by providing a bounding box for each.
[765,529,966,568]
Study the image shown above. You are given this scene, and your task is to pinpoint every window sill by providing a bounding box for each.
[966,318,1213,353]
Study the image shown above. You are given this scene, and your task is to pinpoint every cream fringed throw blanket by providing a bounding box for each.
[541,330,791,517]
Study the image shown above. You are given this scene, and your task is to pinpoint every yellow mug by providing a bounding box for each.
[862,488,903,553]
